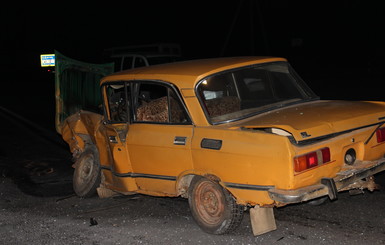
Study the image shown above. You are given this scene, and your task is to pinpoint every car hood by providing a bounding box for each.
[237,100,385,143]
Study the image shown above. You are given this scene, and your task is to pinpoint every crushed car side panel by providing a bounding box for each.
[60,111,131,193]
[61,111,104,159]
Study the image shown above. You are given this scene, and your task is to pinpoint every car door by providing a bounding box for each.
[103,82,138,192]
[127,81,194,195]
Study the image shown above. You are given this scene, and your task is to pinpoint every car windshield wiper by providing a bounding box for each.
[276,97,319,108]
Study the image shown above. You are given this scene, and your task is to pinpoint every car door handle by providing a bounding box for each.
[109,135,118,143]
[174,136,187,145]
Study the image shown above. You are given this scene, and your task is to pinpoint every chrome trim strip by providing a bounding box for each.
[100,166,176,181]
[224,182,274,191]
[295,122,385,146]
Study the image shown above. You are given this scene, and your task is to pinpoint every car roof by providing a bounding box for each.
[101,56,287,88]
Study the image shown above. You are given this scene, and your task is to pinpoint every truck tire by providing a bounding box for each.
[73,147,101,197]
[188,176,244,234]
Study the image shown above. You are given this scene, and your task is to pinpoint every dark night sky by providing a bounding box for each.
[3,1,385,62]
[1,1,385,127]
[1,2,385,67]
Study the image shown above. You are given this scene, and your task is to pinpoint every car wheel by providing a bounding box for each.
[188,176,244,234]
[73,147,101,197]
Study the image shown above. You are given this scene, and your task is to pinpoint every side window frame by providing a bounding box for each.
[102,81,131,124]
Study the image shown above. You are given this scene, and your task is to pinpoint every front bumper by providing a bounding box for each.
[268,158,385,204]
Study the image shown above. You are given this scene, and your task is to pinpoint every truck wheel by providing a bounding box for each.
[73,148,101,197]
[188,176,244,234]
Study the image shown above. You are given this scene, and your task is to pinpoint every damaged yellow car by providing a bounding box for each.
[58,56,385,236]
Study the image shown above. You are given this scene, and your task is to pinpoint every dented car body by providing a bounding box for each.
[59,57,385,235]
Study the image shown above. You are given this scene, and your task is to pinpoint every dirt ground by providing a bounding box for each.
[1,107,385,245]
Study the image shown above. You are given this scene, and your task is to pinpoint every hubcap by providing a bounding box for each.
[79,155,94,182]
[195,181,225,225]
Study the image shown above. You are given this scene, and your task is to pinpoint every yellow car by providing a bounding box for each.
[60,56,385,236]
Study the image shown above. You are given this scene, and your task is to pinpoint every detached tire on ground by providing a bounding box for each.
[188,176,244,234]
[73,147,101,197]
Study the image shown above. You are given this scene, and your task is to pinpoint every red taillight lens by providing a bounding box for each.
[306,152,318,168]
[294,147,331,173]
[376,127,385,143]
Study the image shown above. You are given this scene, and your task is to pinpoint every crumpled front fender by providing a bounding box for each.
[60,110,103,160]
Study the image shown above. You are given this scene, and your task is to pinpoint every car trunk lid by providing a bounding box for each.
[238,100,385,144]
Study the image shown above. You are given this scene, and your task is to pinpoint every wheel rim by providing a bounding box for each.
[194,180,225,225]
[79,155,94,183]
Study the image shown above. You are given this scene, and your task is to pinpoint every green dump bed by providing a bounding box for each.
[54,51,114,133]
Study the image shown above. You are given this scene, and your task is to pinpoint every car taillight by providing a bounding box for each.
[294,147,331,172]
[376,127,385,143]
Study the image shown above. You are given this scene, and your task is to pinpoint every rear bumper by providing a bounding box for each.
[268,159,385,204]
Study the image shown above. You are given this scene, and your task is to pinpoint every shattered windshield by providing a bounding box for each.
[196,62,318,124]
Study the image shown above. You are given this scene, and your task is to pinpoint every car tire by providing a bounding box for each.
[73,147,101,197]
[188,176,244,234]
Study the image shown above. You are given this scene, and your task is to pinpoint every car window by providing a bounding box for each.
[197,62,317,124]
[105,82,130,122]
[134,82,191,124]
